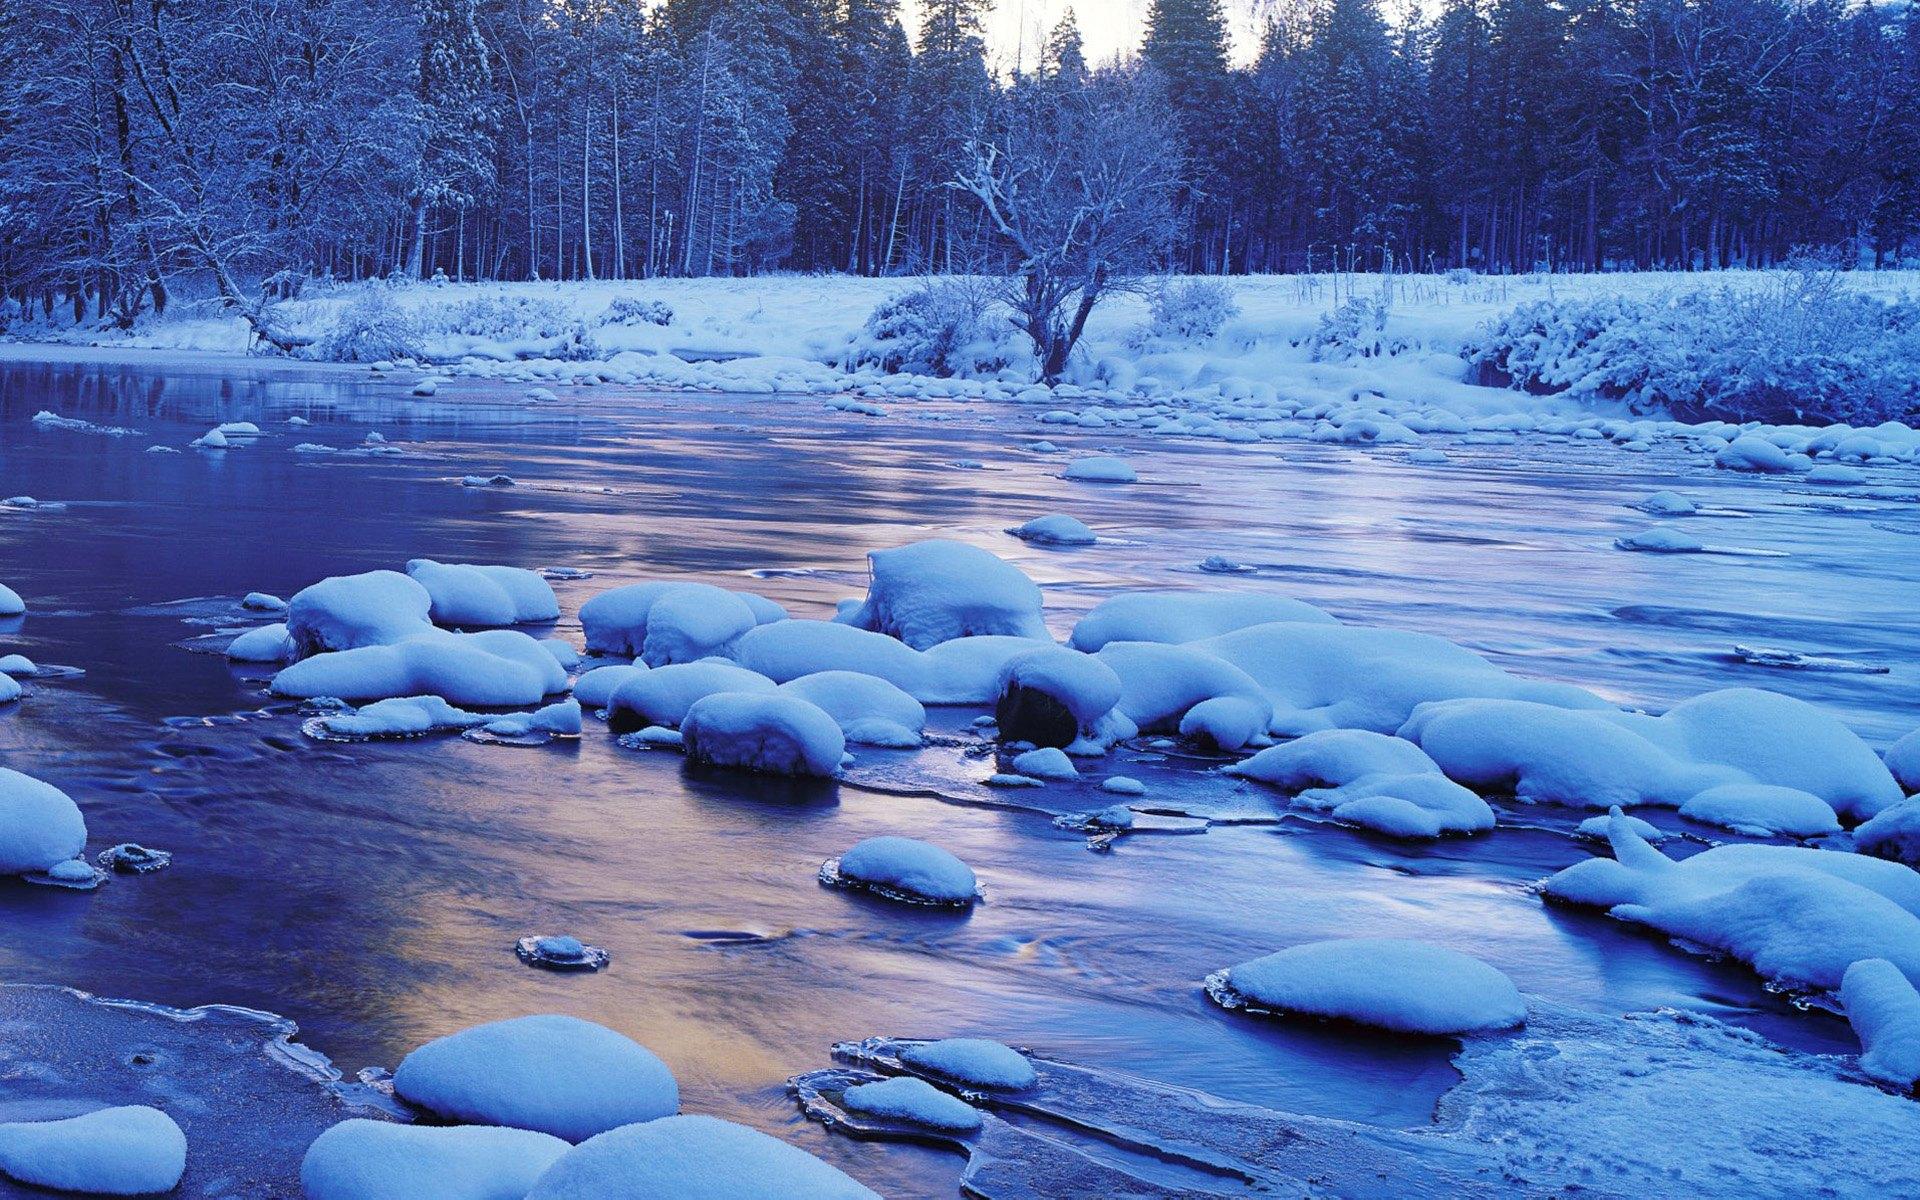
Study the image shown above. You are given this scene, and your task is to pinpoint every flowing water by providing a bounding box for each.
[0,348,1915,1196]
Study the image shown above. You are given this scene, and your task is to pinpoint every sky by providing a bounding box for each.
[906,0,1265,73]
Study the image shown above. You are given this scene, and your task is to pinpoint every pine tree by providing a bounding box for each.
[409,0,497,277]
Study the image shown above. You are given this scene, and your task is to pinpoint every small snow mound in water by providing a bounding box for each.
[1678,783,1840,837]
[1211,938,1526,1035]
[287,570,434,654]
[241,591,287,613]
[1807,463,1867,485]
[681,693,844,778]
[0,768,87,876]
[0,653,36,677]
[1406,448,1450,465]
[828,836,979,906]
[191,427,230,449]
[1197,554,1252,574]
[1716,435,1801,473]
[1842,959,1920,1091]
[226,622,295,663]
[605,662,774,731]
[571,664,647,710]
[306,695,487,740]
[1857,799,1920,867]
[406,560,559,626]
[841,1077,982,1131]
[1010,746,1076,779]
[1615,526,1705,553]
[777,672,924,747]
[0,1105,186,1196]
[479,699,584,741]
[1006,514,1096,546]
[985,773,1042,788]
[393,1015,678,1142]
[1061,455,1136,483]
[1228,729,1495,837]
[301,1120,568,1200]
[515,934,610,972]
[898,1039,1037,1090]
[1069,590,1336,651]
[839,539,1048,649]
[1634,490,1698,515]
[1575,812,1667,842]
[274,630,566,707]
[524,1114,878,1200]
[1102,776,1146,796]
[0,583,26,616]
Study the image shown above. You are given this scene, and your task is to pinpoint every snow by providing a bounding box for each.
[834,836,979,905]
[0,583,25,616]
[301,1120,569,1200]
[522,1115,879,1200]
[734,621,928,692]
[604,661,775,730]
[286,570,434,654]
[1677,783,1841,837]
[1010,747,1077,779]
[1228,728,1442,790]
[1857,799,1920,867]
[1061,455,1136,483]
[1006,514,1096,546]
[1094,641,1271,749]
[1214,938,1526,1035]
[1543,810,1920,992]
[405,559,559,626]
[272,630,566,707]
[1615,526,1706,553]
[571,664,647,709]
[242,591,287,612]
[1889,728,1920,794]
[0,1106,186,1196]
[1068,591,1337,651]
[1716,435,1801,473]
[391,1015,679,1142]
[840,539,1048,649]
[1842,959,1920,1091]
[778,672,924,747]
[1102,776,1147,796]
[681,693,845,777]
[899,1039,1037,1090]
[1635,490,1699,516]
[840,1077,982,1132]
[483,699,584,738]
[993,646,1123,750]
[0,767,88,876]
[579,581,770,664]
[0,654,35,677]
[227,622,296,662]
[310,696,488,739]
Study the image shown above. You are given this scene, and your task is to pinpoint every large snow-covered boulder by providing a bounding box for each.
[1842,958,1920,1091]
[301,1120,569,1200]
[524,1115,878,1200]
[0,767,88,876]
[1214,938,1526,1035]
[733,621,929,693]
[287,570,435,655]
[1068,591,1336,651]
[839,539,1048,649]
[604,662,775,732]
[392,1015,679,1142]
[681,693,845,778]
[406,560,559,627]
[272,630,566,707]
[778,672,924,747]
[0,1106,186,1196]
[579,582,772,664]
[993,646,1123,750]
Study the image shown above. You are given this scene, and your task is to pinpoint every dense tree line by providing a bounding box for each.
[3,0,1918,326]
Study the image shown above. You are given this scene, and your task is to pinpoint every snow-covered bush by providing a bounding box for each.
[1308,297,1394,361]
[1146,277,1238,341]
[601,296,674,327]
[436,295,595,359]
[851,278,1011,378]
[318,289,425,363]
[1467,271,1920,423]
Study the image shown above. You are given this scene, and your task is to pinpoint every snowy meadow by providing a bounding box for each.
[0,262,1919,1196]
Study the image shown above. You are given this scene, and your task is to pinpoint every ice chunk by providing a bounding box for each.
[301,1120,569,1200]
[0,768,88,876]
[681,693,845,777]
[227,622,296,663]
[778,672,924,747]
[272,630,566,707]
[523,1115,878,1200]
[1678,783,1840,837]
[1005,514,1096,546]
[287,570,434,655]
[1211,938,1525,1035]
[1842,959,1920,1091]
[839,540,1047,649]
[392,1015,678,1142]
[841,1077,982,1132]
[515,935,609,972]
[604,661,775,731]
[579,582,762,664]
[899,1039,1036,1090]
[406,560,559,627]
[1061,455,1136,483]
[1069,591,1335,651]
[829,836,979,906]
[0,1106,185,1196]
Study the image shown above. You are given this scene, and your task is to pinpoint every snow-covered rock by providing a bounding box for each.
[778,672,924,747]
[571,664,647,709]
[272,630,566,707]
[899,1039,1036,1090]
[1842,958,1920,1091]
[242,591,287,613]
[579,582,764,664]
[392,1015,678,1142]
[833,836,978,905]
[310,695,488,739]
[286,570,435,655]
[301,1120,569,1200]
[1677,783,1841,837]
[681,693,845,777]
[1006,514,1096,546]
[1888,729,1920,794]
[1010,746,1077,779]
[1213,938,1526,1035]
[1230,732,1496,837]
[523,1115,878,1200]
[0,583,24,616]
[0,767,88,876]
[839,539,1048,649]
[1094,641,1271,749]
[1615,526,1705,553]
[840,1077,982,1131]
[604,661,775,731]
[406,559,559,627]
[227,622,296,662]
[1716,435,1798,473]
[1061,455,1136,483]
[0,1106,186,1196]
[993,646,1123,750]
[1857,799,1920,866]
[1068,591,1336,651]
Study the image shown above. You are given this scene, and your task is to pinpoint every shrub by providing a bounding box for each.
[435,294,596,359]
[1308,296,1395,361]
[1146,277,1239,341]
[603,296,674,327]
[318,289,425,363]
[852,278,1011,378]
